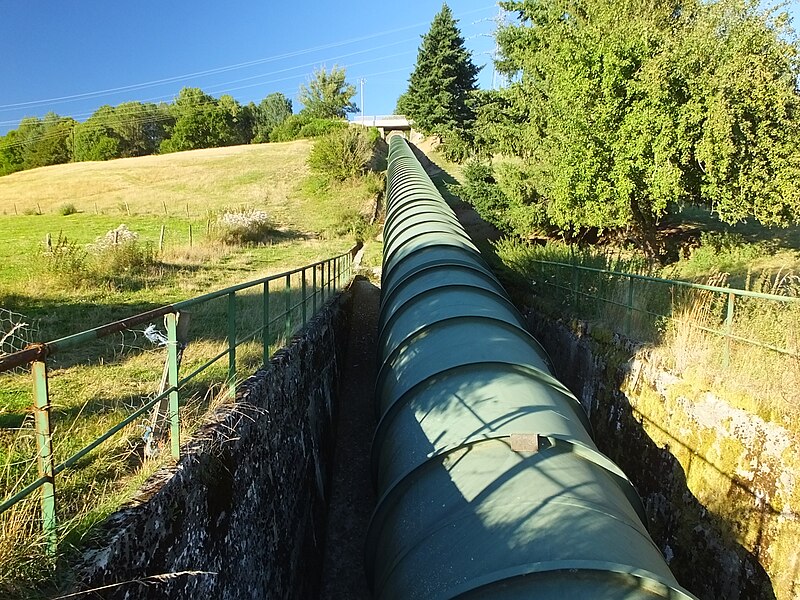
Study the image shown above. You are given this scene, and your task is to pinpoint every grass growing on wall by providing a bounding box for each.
[495,234,800,424]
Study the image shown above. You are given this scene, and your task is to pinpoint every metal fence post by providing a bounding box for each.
[312,264,318,315]
[32,360,57,553]
[302,267,308,327]
[625,276,634,336]
[165,313,181,459]
[227,292,237,396]
[263,281,270,366]
[723,292,735,368]
[333,259,338,293]
[322,262,327,302]
[285,273,292,338]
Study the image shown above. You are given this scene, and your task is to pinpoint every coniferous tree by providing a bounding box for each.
[397,3,480,144]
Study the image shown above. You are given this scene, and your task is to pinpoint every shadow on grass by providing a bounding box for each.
[665,204,800,252]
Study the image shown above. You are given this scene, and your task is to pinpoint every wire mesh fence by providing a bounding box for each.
[0,309,38,360]
[526,259,800,412]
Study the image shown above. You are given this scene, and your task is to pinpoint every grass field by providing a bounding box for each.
[0,140,382,597]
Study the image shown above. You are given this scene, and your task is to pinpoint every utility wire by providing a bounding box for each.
[0,38,423,127]
[0,4,495,112]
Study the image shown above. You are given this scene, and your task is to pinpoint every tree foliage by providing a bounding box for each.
[474,0,800,251]
[298,65,357,119]
[307,126,376,181]
[72,102,172,162]
[0,113,75,175]
[160,88,251,153]
[0,62,368,177]
[252,92,293,143]
[397,3,480,149]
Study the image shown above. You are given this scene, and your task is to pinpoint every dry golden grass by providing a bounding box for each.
[0,142,312,221]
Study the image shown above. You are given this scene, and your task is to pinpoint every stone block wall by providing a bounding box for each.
[523,308,799,600]
[72,291,352,599]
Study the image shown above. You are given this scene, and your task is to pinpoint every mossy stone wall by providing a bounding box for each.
[524,309,800,600]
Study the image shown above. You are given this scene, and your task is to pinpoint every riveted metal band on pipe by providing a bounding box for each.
[382,238,484,279]
[379,258,502,309]
[377,284,528,352]
[380,253,497,301]
[371,136,698,600]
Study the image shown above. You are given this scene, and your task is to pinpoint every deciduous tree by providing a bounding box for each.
[477,0,800,251]
[298,65,357,119]
[252,92,293,143]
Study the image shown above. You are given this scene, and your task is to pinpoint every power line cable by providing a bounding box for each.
[0,4,495,112]
[0,39,426,127]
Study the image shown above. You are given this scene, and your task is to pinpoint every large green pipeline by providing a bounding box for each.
[367,136,698,600]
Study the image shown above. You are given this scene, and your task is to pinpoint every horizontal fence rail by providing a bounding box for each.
[0,244,360,552]
[528,259,800,363]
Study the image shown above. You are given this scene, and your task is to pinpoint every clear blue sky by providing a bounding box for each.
[1,1,797,136]
[0,1,499,134]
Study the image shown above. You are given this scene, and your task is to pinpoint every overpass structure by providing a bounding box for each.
[352,114,417,140]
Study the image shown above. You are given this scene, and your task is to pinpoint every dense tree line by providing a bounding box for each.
[400,0,800,254]
[0,65,358,176]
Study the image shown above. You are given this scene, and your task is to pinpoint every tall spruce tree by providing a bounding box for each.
[397,3,480,142]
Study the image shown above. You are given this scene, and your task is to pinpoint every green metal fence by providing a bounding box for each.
[0,244,359,552]
[528,259,800,364]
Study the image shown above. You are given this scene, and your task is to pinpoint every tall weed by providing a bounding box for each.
[209,208,274,245]
[38,226,158,290]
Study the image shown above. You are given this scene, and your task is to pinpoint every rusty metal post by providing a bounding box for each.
[32,360,57,553]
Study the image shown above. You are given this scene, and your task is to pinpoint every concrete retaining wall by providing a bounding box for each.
[73,291,352,599]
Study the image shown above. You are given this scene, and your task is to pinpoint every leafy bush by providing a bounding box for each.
[89,224,157,281]
[671,232,772,281]
[58,203,78,216]
[307,127,374,181]
[298,118,348,138]
[269,114,312,142]
[38,225,157,289]
[212,208,274,245]
[451,159,550,238]
[269,115,350,142]
[451,159,510,231]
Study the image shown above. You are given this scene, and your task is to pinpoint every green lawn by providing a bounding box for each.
[0,141,381,597]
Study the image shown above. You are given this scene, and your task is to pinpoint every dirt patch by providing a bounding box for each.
[319,277,380,599]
